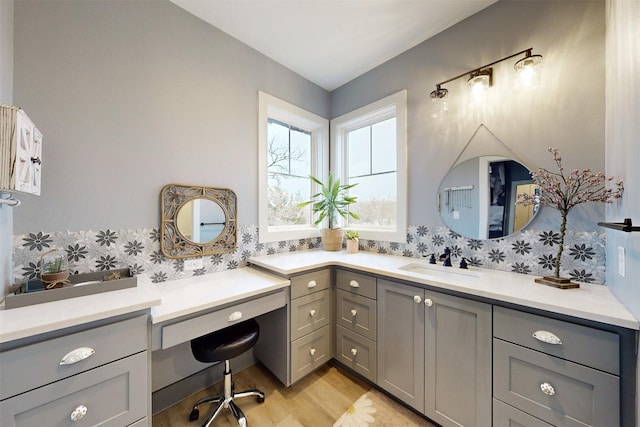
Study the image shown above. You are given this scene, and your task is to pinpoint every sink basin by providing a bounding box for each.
[398,262,483,278]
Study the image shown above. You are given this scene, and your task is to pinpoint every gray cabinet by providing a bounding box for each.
[377,279,425,411]
[288,269,333,384]
[335,269,377,382]
[0,315,149,427]
[424,291,492,427]
[377,279,492,427]
[493,306,621,427]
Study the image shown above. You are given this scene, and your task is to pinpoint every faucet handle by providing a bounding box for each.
[459,257,468,269]
[429,254,436,264]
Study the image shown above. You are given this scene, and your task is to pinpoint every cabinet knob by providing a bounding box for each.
[350,309,357,317]
[533,330,562,345]
[307,280,317,288]
[309,348,317,356]
[70,405,88,421]
[424,298,433,307]
[59,347,95,365]
[228,311,243,322]
[349,280,360,288]
[351,348,358,356]
[309,309,317,317]
[413,295,422,304]
[540,382,556,396]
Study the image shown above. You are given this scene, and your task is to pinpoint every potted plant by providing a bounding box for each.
[297,173,359,251]
[39,248,70,289]
[345,230,360,253]
[517,147,623,288]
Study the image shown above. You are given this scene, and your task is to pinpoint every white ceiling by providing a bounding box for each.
[170,0,497,91]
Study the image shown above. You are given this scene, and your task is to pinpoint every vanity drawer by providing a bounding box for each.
[494,306,619,375]
[0,315,147,400]
[290,269,331,299]
[493,399,553,427]
[290,325,331,384]
[336,270,376,299]
[493,338,619,427]
[161,289,286,349]
[336,325,377,382]
[291,289,330,341]
[336,289,376,341]
[0,351,147,427]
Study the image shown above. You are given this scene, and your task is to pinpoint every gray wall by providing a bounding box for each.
[332,0,606,232]
[11,0,606,237]
[1,0,14,300]
[12,0,330,234]
[604,0,640,410]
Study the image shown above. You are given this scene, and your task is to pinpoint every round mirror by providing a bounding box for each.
[438,156,539,239]
[176,198,226,244]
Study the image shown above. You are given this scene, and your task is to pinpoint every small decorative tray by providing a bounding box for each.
[4,268,137,309]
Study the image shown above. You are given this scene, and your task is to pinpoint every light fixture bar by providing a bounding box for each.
[431,48,535,95]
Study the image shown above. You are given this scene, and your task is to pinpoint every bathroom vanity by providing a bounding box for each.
[248,250,639,427]
[1,249,637,427]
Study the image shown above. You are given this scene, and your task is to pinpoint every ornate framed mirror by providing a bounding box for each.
[160,184,237,258]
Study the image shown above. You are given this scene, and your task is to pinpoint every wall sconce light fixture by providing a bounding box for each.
[429,48,542,101]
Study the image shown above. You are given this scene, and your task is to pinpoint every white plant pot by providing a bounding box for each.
[346,238,359,254]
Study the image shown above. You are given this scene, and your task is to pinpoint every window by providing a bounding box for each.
[258,91,329,243]
[331,90,407,242]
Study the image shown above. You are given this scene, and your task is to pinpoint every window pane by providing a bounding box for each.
[348,172,397,228]
[348,126,371,177]
[267,174,311,226]
[267,120,291,174]
[290,128,311,177]
[371,118,396,174]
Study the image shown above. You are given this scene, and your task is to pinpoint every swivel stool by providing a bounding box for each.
[188,319,265,427]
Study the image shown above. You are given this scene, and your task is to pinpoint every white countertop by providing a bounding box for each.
[150,268,290,324]
[0,277,162,344]
[249,250,640,330]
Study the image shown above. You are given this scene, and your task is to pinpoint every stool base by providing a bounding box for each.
[189,361,264,427]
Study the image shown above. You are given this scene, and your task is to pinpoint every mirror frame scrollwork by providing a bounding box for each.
[160,184,237,259]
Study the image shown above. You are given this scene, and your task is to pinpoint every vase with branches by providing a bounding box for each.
[517,147,623,287]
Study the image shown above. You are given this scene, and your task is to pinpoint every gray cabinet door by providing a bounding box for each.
[377,279,425,412]
[424,291,492,427]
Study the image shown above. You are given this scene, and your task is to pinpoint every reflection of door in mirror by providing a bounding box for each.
[440,156,538,240]
[488,160,534,238]
[511,183,539,231]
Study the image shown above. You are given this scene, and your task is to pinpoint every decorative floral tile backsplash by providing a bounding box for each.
[12,224,606,286]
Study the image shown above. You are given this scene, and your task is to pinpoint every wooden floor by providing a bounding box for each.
[152,363,434,426]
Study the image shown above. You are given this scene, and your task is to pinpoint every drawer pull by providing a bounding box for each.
[309,309,317,317]
[540,382,556,396]
[351,348,358,356]
[533,330,563,345]
[70,405,88,421]
[228,311,243,322]
[309,348,317,356]
[424,298,433,307]
[59,347,95,365]
[351,309,358,317]
[349,280,360,288]
[307,280,317,288]
[413,295,422,304]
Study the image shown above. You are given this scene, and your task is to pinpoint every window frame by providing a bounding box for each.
[331,90,407,243]
[258,91,329,243]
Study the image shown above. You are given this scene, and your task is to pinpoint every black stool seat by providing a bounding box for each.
[191,319,260,363]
